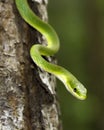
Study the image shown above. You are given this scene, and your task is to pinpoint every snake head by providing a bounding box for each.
[65,79,87,100]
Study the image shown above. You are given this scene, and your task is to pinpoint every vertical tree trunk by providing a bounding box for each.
[0,0,62,129]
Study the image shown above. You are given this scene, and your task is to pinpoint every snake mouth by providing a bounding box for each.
[69,88,87,100]
[75,94,87,100]
[74,89,87,100]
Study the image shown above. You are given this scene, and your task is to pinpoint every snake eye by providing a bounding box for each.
[73,88,77,92]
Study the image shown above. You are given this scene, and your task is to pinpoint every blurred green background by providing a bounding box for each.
[48,0,104,130]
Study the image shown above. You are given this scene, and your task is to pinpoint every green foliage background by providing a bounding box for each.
[48,0,104,130]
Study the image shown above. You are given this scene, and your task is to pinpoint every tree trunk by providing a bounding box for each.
[0,0,62,130]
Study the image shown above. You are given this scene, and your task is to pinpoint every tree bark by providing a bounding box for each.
[0,0,62,130]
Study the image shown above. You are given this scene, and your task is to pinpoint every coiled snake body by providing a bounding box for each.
[15,0,87,100]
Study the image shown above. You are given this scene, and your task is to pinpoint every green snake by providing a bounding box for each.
[15,0,87,100]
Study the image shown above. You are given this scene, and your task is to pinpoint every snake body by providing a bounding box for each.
[15,0,87,100]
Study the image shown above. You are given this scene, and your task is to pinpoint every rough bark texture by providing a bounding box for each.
[0,0,62,130]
